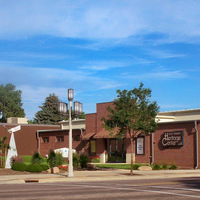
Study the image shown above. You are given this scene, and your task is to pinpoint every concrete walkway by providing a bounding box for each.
[1,169,200,184]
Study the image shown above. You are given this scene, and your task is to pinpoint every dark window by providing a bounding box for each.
[56,136,64,142]
[42,137,49,143]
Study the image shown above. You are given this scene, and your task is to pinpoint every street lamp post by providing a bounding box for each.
[68,88,73,177]
[58,89,82,178]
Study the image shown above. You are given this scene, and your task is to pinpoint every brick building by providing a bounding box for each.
[1,103,200,169]
[83,102,200,169]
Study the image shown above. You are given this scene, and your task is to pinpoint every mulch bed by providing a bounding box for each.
[0,168,48,175]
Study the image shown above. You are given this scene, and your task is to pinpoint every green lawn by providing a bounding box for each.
[94,163,149,170]
[22,155,48,166]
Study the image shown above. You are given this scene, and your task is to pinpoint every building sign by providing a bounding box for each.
[162,131,184,147]
[136,137,144,155]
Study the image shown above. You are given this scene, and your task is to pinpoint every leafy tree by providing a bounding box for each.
[0,135,10,168]
[0,83,25,122]
[34,93,65,125]
[102,83,159,175]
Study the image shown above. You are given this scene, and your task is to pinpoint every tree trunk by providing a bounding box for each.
[130,137,134,175]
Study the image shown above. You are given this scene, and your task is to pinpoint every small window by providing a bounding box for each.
[56,136,64,142]
[42,137,49,143]
[90,140,96,155]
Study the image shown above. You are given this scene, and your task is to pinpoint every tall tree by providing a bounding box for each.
[0,83,25,122]
[34,94,65,125]
[102,83,159,175]
[0,135,10,168]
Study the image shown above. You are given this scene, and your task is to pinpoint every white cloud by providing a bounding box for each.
[146,50,185,59]
[0,0,200,43]
[122,69,187,80]
[79,60,130,71]
[159,103,190,112]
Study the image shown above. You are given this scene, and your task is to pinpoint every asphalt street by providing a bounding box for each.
[1,177,200,199]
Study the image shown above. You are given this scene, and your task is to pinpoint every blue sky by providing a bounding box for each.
[0,0,200,120]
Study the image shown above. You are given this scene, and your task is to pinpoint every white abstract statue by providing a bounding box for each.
[5,125,21,168]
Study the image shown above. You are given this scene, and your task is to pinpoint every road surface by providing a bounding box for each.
[1,177,200,199]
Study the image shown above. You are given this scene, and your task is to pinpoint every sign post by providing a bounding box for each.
[5,125,21,168]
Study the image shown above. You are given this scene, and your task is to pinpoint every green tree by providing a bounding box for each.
[0,83,25,122]
[0,135,10,168]
[34,93,64,125]
[102,83,159,175]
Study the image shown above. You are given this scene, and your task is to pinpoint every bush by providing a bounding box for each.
[40,164,49,171]
[32,152,43,164]
[133,164,140,170]
[47,150,63,168]
[55,153,63,166]
[170,164,177,170]
[91,156,100,163]
[162,163,168,170]
[80,154,89,168]
[11,155,24,166]
[152,164,161,170]
[26,164,43,172]
[11,162,27,171]
[47,149,57,168]
[73,153,80,169]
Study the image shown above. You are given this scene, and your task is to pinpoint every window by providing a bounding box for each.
[136,137,145,155]
[56,136,64,142]
[90,140,96,155]
[42,137,49,143]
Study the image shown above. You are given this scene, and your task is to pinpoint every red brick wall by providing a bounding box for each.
[85,113,96,134]
[96,138,106,155]
[198,121,200,169]
[135,134,151,164]
[39,129,82,157]
[4,124,60,156]
[96,102,114,133]
[154,122,196,169]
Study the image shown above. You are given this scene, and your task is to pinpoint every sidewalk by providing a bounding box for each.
[1,169,200,184]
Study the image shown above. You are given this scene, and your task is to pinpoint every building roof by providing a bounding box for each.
[81,132,96,140]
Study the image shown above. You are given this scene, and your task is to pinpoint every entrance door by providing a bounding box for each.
[107,139,126,163]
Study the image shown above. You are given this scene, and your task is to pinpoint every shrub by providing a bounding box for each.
[40,164,49,171]
[80,154,89,168]
[26,164,43,172]
[11,162,27,171]
[47,150,64,168]
[55,153,63,166]
[162,163,168,170]
[133,164,140,170]
[170,164,177,170]
[47,149,57,168]
[152,164,161,170]
[91,156,100,163]
[73,153,80,169]
[32,152,43,164]
[11,155,24,166]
